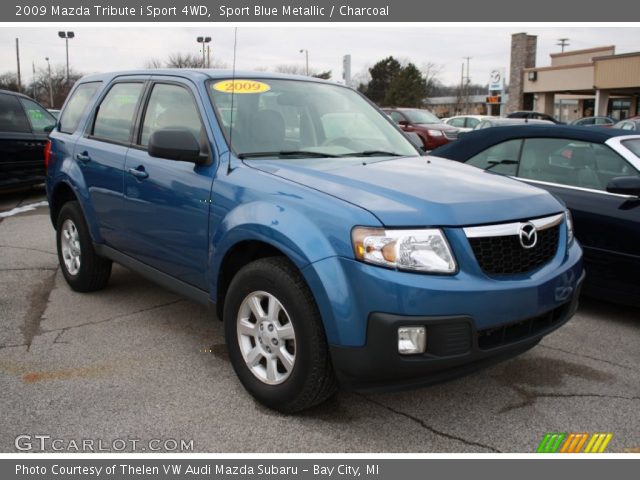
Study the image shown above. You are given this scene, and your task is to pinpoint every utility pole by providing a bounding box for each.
[299,49,309,76]
[557,38,570,52]
[207,45,211,68]
[463,56,472,114]
[457,62,464,115]
[45,57,53,108]
[32,61,36,98]
[15,38,22,92]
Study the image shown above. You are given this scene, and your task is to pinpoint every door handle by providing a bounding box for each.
[128,166,149,180]
[75,152,91,163]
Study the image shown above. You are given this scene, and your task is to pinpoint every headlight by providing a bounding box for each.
[565,210,574,245]
[427,129,444,137]
[352,227,457,273]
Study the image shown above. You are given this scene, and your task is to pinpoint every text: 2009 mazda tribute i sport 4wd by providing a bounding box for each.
[46,71,584,412]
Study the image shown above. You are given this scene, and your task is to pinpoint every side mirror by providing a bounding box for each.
[398,120,409,127]
[606,176,640,197]
[148,129,204,164]
[44,125,55,133]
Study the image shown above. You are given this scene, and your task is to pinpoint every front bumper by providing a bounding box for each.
[330,270,583,392]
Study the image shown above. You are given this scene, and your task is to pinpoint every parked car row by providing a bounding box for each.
[0,89,56,191]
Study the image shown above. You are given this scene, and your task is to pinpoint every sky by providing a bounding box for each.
[1,26,639,88]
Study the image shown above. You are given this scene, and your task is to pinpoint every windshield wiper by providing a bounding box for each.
[486,159,519,171]
[238,150,339,159]
[340,150,404,157]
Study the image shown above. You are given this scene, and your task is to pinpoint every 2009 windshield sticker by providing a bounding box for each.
[212,80,271,94]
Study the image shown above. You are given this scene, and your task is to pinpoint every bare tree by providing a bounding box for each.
[421,62,443,98]
[25,65,82,108]
[144,58,164,69]
[166,52,204,68]
[273,64,331,79]
[0,72,25,93]
[144,53,228,70]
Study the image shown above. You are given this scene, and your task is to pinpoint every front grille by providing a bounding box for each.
[469,225,559,275]
[443,130,458,140]
[478,303,570,350]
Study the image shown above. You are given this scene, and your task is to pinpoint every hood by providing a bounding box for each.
[245,156,564,227]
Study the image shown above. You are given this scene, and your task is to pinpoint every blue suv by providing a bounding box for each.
[46,71,584,412]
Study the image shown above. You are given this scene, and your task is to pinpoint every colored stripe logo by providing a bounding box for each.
[537,433,612,453]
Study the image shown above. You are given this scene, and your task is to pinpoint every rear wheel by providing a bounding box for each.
[56,201,112,292]
[224,257,337,413]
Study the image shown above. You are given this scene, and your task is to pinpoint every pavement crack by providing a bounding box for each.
[539,344,636,372]
[0,245,57,256]
[359,394,501,453]
[0,343,28,350]
[49,299,185,343]
[0,267,58,272]
[21,267,58,352]
[499,386,640,413]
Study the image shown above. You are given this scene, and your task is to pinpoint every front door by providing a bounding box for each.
[121,79,216,290]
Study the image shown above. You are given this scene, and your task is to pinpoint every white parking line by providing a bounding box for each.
[0,201,49,219]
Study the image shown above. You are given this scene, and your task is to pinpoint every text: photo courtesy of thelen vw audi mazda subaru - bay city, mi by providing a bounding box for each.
[45,70,584,412]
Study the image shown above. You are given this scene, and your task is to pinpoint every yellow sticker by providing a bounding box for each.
[212,79,271,94]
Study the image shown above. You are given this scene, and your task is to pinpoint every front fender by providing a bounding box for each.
[210,200,348,291]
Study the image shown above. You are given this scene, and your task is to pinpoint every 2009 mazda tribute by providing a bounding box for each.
[45,70,584,412]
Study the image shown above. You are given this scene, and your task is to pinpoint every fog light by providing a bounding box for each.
[398,326,426,355]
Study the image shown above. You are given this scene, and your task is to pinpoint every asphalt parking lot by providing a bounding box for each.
[1,187,638,453]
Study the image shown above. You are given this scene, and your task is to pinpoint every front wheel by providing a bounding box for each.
[224,257,337,413]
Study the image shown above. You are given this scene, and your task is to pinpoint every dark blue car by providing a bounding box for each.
[46,71,583,411]
[432,125,640,307]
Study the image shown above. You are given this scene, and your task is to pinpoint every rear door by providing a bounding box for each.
[72,78,147,248]
[0,92,38,188]
[121,77,216,290]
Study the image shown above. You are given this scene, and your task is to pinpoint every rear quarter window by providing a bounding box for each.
[0,93,31,133]
[59,82,102,134]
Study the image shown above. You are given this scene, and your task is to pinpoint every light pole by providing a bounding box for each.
[299,49,309,76]
[197,36,211,68]
[45,57,54,108]
[58,31,74,83]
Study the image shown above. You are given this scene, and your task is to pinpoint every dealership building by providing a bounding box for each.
[510,34,640,121]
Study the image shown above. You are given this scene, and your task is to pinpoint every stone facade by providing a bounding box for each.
[507,33,537,113]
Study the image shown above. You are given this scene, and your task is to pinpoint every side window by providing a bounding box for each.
[19,98,56,133]
[0,93,30,133]
[448,117,466,128]
[466,118,480,129]
[140,83,203,147]
[59,82,101,134]
[518,138,633,191]
[467,139,521,175]
[92,83,144,144]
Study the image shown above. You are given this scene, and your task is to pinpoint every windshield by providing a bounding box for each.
[207,78,418,158]
[402,109,441,125]
[621,138,640,159]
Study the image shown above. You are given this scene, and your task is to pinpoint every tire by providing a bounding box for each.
[56,201,112,292]
[224,257,337,413]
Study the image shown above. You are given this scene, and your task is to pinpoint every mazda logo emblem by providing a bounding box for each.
[519,222,537,249]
